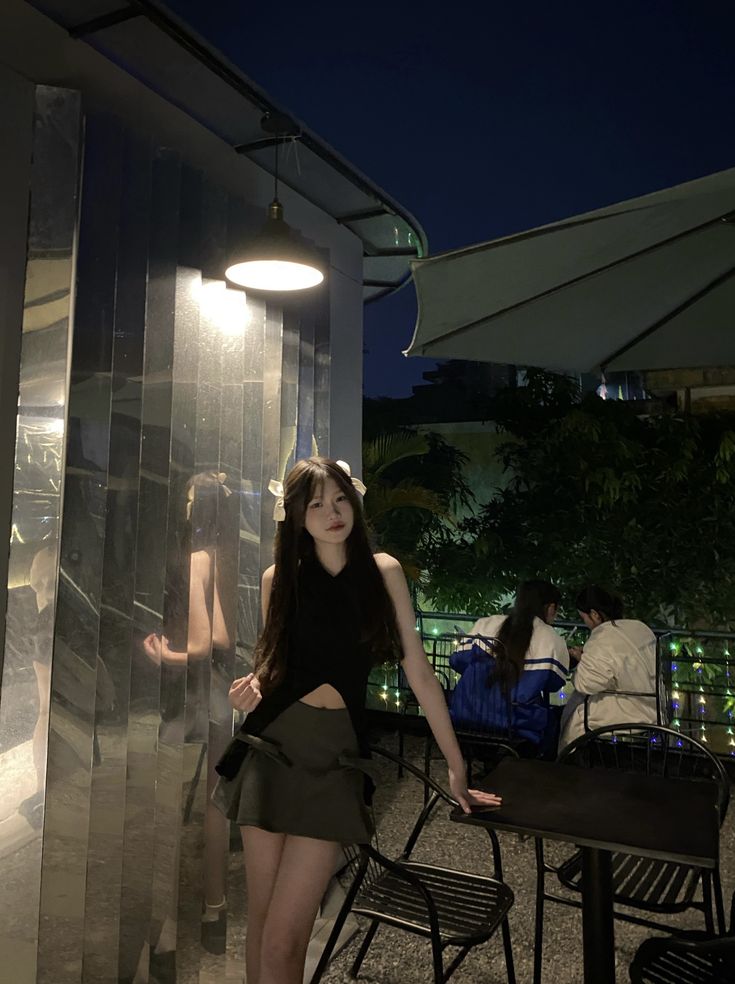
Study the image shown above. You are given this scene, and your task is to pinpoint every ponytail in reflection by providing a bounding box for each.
[254,457,401,694]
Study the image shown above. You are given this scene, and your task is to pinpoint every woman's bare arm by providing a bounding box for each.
[228,565,273,713]
[375,553,501,812]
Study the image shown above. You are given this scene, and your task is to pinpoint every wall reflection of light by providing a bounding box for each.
[199,280,250,336]
[45,417,65,435]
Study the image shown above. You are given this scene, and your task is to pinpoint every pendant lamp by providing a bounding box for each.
[226,116,325,292]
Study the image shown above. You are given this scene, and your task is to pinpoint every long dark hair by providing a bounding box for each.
[575,585,624,623]
[165,471,239,650]
[493,580,561,692]
[254,456,402,692]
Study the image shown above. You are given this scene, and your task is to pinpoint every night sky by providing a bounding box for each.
[165,0,735,397]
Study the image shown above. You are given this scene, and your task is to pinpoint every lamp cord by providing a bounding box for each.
[274,134,280,203]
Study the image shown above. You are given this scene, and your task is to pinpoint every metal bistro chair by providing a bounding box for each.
[309,744,516,984]
[533,724,730,984]
[629,890,735,983]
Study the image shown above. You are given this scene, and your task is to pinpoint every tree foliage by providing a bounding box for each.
[362,429,473,582]
[417,370,735,628]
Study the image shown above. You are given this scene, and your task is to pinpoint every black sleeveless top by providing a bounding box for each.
[215,554,377,780]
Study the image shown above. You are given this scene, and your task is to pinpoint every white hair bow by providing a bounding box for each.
[336,460,367,496]
[268,479,286,522]
[268,460,367,523]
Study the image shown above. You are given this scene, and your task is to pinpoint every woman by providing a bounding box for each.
[143,471,240,954]
[559,585,658,749]
[213,457,501,984]
[450,580,569,755]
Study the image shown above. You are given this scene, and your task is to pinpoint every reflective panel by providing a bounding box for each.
[119,148,181,984]
[0,84,83,984]
[214,294,247,979]
[83,131,152,983]
[280,311,300,478]
[0,94,332,984]
[238,291,266,658]
[296,310,316,462]
[314,289,331,455]
[37,112,123,984]
[259,305,284,591]
[0,64,35,663]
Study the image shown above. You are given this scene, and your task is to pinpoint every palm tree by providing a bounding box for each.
[362,430,469,583]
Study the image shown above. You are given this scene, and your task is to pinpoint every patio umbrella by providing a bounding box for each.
[405,167,735,373]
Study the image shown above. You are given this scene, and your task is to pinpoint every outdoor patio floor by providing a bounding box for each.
[318,731,734,984]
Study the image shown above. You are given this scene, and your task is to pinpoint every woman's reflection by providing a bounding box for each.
[15,545,57,829]
[143,470,239,958]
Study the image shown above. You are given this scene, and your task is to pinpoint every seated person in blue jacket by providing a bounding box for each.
[449,580,570,756]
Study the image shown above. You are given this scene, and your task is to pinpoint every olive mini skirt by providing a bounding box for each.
[211,700,375,844]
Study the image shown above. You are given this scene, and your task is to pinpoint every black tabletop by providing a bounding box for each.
[452,758,720,868]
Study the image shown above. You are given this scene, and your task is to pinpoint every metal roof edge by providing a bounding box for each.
[61,0,428,302]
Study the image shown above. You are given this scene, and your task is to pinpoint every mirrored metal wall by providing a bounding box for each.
[0,91,332,984]
[0,84,82,984]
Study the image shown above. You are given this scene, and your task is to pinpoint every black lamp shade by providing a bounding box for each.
[225,200,325,291]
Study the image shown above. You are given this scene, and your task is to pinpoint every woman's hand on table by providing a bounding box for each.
[449,766,503,814]
[228,673,262,713]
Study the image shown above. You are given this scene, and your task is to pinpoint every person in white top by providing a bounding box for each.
[559,585,658,749]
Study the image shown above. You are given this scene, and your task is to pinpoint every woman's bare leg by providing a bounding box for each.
[241,825,287,984]
[258,834,341,984]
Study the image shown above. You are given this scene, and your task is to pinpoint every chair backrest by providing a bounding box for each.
[560,723,730,822]
[581,628,666,732]
[581,688,660,731]
[425,632,463,691]
[655,632,673,725]
[450,633,555,749]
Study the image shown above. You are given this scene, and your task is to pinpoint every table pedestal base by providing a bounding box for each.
[581,847,615,984]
